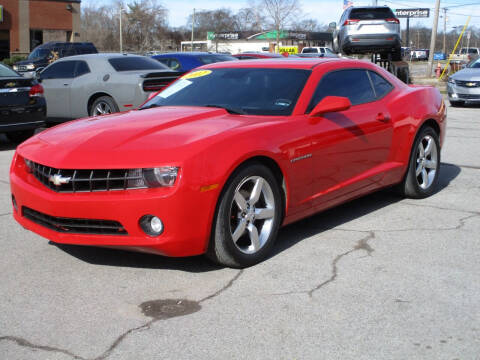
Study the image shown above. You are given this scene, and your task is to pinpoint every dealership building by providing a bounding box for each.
[0,0,81,59]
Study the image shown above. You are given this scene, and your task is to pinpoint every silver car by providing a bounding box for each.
[38,53,178,122]
[447,57,480,107]
[332,6,401,60]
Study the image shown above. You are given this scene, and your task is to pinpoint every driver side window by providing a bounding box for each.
[307,69,376,112]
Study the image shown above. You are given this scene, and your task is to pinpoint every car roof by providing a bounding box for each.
[54,53,148,61]
[200,58,353,70]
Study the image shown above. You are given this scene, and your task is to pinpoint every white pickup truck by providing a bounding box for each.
[450,47,480,63]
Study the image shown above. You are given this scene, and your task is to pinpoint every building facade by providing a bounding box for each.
[0,0,81,59]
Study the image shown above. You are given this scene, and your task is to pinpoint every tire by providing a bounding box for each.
[5,129,35,144]
[89,96,119,116]
[449,100,464,107]
[399,126,441,199]
[207,163,282,268]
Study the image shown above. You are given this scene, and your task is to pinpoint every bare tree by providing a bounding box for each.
[258,0,301,52]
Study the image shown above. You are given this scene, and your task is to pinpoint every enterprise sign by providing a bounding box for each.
[395,8,430,18]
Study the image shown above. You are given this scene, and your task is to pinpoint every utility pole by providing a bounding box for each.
[190,8,195,52]
[443,8,447,54]
[427,0,441,77]
[119,5,123,53]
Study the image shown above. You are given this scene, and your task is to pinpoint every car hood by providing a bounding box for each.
[451,68,480,81]
[18,106,269,169]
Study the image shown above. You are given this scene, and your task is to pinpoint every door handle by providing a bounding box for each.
[376,113,390,122]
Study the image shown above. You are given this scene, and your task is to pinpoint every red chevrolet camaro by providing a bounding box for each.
[10,59,446,268]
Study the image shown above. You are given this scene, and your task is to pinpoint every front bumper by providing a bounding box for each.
[10,154,218,257]
[447,82,480,102]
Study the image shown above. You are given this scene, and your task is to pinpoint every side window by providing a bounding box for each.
[368,71,393,99]
[74,61,90,77]
[307,69,376,112]
[40,61,76,79]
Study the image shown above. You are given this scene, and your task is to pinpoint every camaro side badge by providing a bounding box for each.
[49,174,72,186]
[290,154,312,163]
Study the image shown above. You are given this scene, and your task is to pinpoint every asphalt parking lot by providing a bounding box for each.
[0,102,479,360]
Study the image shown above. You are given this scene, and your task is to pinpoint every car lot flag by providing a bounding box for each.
[343,0,353,10]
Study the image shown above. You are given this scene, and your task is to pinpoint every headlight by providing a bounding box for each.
[26,64,35,70]
[447,77,456,85]
[127,167,179,188]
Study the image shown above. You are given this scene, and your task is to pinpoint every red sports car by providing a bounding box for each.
[10,59,446,268]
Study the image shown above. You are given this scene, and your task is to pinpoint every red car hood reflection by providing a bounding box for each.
[18,106,260,169]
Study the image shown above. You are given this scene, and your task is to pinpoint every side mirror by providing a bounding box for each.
[310,96,351,117]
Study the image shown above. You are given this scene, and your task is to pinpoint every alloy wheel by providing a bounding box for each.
[229,176,276,254]
[93,101,113,116]
[415,134,438,190]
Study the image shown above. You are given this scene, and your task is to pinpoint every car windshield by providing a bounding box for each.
[0,63,19,77]
[467,58,480,68]
[108,57,169,71]
[196,54,237,64]
[350,8,395,19]
[140,68,311,116]
[28,48,50,60]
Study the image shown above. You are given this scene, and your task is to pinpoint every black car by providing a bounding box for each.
[0,63,46,144]
[13,42,98,77]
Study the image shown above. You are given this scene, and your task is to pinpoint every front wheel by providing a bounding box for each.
[399,126,441,198]
[207,164,282,268]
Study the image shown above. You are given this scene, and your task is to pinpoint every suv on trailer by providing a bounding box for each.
[333,6,401,60]
[13,42,98,77]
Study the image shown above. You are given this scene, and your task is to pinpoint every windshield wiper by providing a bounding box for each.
[203,104,244,115]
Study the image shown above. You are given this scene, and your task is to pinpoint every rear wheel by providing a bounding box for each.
[399,126,440,199]
[5,130,35,144]
[89,96,119,116]
[207,164,282,268]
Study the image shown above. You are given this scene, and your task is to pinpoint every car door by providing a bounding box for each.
[40,60,76,118]
[307,68,393,207]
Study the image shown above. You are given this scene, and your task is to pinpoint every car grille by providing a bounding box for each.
[22,207,128,235]
[29,161,146,192]
[457,93,480,99]
[455,80,480,88]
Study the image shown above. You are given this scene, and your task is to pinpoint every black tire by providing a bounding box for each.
[89,96,119,116]
[5,129,35,144]
[449,100,464,107]
[206,163,283,268]
[391,46,402,61]
[399,126,441,199]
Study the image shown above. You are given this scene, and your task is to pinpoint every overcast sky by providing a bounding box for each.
[82,0,480,31]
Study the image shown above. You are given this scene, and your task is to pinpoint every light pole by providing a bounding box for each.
[119,5,124,53]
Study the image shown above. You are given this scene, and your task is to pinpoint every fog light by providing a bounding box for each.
[139,215,164,236]
[11,195,18,212]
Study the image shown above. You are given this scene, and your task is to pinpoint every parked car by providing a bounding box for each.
[11,58,446,268]
[152,52,237,74]
[447,56,480,107]
[296,52,339,58]
[233,52,285,60]
[450,47,480,63]
[37,53,178,122]
[13,42,98,78]
[0,63,46,144]
[300,47,336,56]
[332,6,401,60]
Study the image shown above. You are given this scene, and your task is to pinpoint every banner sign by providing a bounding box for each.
[395,8,430,18]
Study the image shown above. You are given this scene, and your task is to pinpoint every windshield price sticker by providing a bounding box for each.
[159,79,192,98]
[182,70,212,80]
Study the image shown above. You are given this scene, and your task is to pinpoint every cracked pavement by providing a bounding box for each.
[1,103,480,359]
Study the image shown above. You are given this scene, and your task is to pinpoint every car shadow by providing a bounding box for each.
[52,162,461,271]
